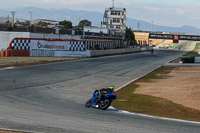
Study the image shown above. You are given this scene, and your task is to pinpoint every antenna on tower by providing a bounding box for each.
[138,21,140,30]
[112,0,115,8]
[11,11,15,26]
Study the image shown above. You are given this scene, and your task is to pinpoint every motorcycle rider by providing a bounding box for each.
[94,86,115,104]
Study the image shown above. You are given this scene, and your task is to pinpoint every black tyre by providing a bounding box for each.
[85,98,92,107]
[99,99,111,110]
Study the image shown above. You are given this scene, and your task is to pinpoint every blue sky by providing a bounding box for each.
[0,0,200,28]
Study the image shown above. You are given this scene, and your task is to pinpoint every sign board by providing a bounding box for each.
[30,40,71,50]
[174,35,179,40]
[179,35,200,41]
[149,34,173,39]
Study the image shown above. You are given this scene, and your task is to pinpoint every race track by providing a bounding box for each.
[0,43,200,133]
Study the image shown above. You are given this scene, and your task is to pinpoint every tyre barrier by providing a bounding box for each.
[181,56,195,63]
[0,50,30,57]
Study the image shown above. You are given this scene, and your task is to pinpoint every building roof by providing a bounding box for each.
[36,19,59,23]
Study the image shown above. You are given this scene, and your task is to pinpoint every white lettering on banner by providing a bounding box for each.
[37,41,65,49]
[30,40,71,50]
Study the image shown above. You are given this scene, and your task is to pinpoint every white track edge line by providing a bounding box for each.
[109,106,200,125]
[0,127,44,133]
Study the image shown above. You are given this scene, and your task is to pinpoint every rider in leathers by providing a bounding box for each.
[94,86,115,104]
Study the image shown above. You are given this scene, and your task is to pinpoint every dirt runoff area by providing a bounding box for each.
[135,66,200,111]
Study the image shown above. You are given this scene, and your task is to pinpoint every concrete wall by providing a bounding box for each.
[90,48,144,57]
[0,32,30,50]
[31,50,91,57]
[195,57,200,63]
[54,50,90,57]
[30,48,147,57]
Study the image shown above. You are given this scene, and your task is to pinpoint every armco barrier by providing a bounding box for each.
[181,57,195,63]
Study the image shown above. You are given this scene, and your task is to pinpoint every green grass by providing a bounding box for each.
[184,42,200,57]
[112,67,200,121]
[138,67,174,82]
[172,43,179,48]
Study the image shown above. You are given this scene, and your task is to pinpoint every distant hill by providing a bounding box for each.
[0,7,200,34]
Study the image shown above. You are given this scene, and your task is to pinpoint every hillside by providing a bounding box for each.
[0,7,200,34]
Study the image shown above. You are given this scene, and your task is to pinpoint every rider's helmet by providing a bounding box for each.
[109,85,115,91]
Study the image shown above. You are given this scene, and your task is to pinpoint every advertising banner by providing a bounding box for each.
[30,40,71,50]
[174,35,179,40]
[179,35,200,41]
[149,34,173,39]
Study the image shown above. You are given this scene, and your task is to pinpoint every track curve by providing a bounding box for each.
[0,43,200,133]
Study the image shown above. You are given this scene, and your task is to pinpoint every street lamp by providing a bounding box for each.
[151,21,153,33]
[29,11,33,26]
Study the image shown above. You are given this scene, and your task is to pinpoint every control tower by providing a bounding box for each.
[101,0,127,36]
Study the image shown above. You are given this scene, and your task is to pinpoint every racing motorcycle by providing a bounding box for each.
[85,91,116,110]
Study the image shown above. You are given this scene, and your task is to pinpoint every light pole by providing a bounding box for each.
[151,21,153,33]
[112,0,115,8]
[29,11,33,26]
[11,11,15,26]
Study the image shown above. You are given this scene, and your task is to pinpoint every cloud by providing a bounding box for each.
[143,6,160,11]
[176,9,185,15]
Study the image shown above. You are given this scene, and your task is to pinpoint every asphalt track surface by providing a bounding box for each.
[0,42,200,133]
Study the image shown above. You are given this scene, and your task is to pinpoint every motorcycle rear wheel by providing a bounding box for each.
[99,99,111,110]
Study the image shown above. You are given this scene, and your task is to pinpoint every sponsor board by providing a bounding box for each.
[149,34,173,39]
[30,40,70,50]
[150,34,200,41]
[174,35,179,40]
[179,35,200,41]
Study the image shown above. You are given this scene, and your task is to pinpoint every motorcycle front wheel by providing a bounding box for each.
[99,99,111,110]
[85,98,92,107]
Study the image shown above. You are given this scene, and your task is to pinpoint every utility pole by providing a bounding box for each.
[137,21,140,30]
[29,11,33,26]
[11,11,15,26]
[7,15,10,23]
[151,21,153,33]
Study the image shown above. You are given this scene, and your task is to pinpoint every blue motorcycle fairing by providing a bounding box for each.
[105,93,117,100]
[89,92,116,108]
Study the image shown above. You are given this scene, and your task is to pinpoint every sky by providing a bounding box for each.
[0,0,200,28]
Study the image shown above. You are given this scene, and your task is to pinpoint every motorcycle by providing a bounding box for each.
[85,91,117,110]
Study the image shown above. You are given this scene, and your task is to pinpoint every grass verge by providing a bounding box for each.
[172,43,179,48]
[184,42,200,57]
[112,67,200,122]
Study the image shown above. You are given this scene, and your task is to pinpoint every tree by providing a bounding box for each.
[59,20,72,29]
[125,27,135,40]
[78,19,92,27]
[125,27,136,46]
[35,21,47,27]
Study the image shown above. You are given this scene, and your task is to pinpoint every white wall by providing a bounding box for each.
[54,50,91,57]
[0,32,30,50]
[31,50,91,57]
